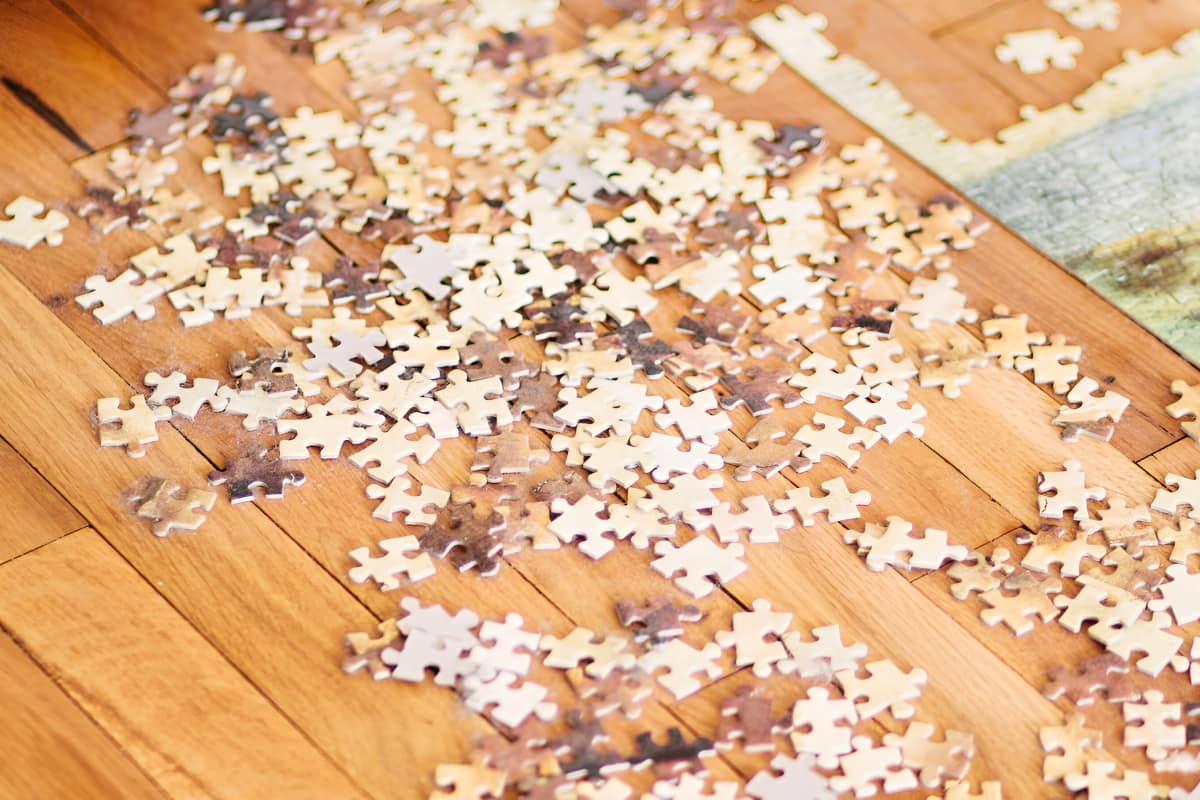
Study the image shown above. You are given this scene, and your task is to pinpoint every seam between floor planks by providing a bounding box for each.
[0,620,171,800]
[2,1,1190,796]
[0,523,94,568]
[924,0,1029,39]
[42,0,1189,461]
[725,7,1190,459]
[0,265,402,798]
[0,248,753,794]
[0,529,369,799]
[0,432,88,563]
[44,0,169,106]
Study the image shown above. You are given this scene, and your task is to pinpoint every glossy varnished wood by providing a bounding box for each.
[1,1,1197,798]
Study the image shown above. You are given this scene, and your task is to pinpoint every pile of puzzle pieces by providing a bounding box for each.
[344,594,984,799]
[2,0,1196,795]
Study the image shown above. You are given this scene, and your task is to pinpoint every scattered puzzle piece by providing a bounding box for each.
[774,477,871,526]
[1016,335,1081,394]
[1041,712,1102,791]
[650,536,747,598]
[348,535,436,590]
[0,195,69,249]
[836,658,927,721]
[131,477,217,537]
[207,444,306,502]
[97,394,172,457]
[715,599,794,678]
[1038,460,1106,520]
[996,29,1083,73]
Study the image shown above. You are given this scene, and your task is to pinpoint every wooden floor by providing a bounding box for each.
[2,0,1199,797]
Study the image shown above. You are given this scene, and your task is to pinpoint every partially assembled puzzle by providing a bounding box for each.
[7,0,1199,795]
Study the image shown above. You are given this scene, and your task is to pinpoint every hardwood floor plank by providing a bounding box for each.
[949,228,1195,462]
[58,0,359,124]
[1,1,1197,793]
[0,530,367,799]
[0,627,164,800]
[0,0,162,156]
[918,359,1163,530]
[0,260,474,799]
[0,436,85,564]
[881,0,1014,34]
[1138,434,1200,484]
[735,0,1024,141]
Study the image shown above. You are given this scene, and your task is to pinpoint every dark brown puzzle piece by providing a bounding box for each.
[460,332,534,390]
[207,443,306,503]
[527,293,595,347]
[595,319,674,378]
[632,727,715,778]
[513,371,567,432]
[830,296,898,338]
[716,686,778,752]
[719,367,802,415]
[1042,652,1140,707]
[228,346,296,395]
[677,299,750,348]
[419,502,506,576]
[323,256,388,312]
[615,596,703,643]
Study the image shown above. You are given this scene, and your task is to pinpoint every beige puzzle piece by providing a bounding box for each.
[847,516,967,572]
[715,599,794,678]
[1123,690,1185,762]
[996,29,1084,74]
[835,658,927,721]
[133,477,217,537]
[1167,380,1200,441]
[650,535,747,598]
[882,721,972,789]
[639,638,724,700]
[1016,335,1081,394]
[1041,712,1103,791]
[540,627,636,680]
[348,535,437,590]
[981,305,1047,368]
[97,394,172,457]
[1038,460,1106,520]
[0,195,69,248]
[1047,0,1120,31]
[774,477,871,526]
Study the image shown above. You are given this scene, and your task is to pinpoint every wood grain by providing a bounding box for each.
[939,0,1200,109]
[883,0,1011,35]
[0,530,367,798]
[0,0,1198,796]
[0,0,159,156]
[747,0,1024,140]
[0,436,84,564]
[0,628,164,800]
